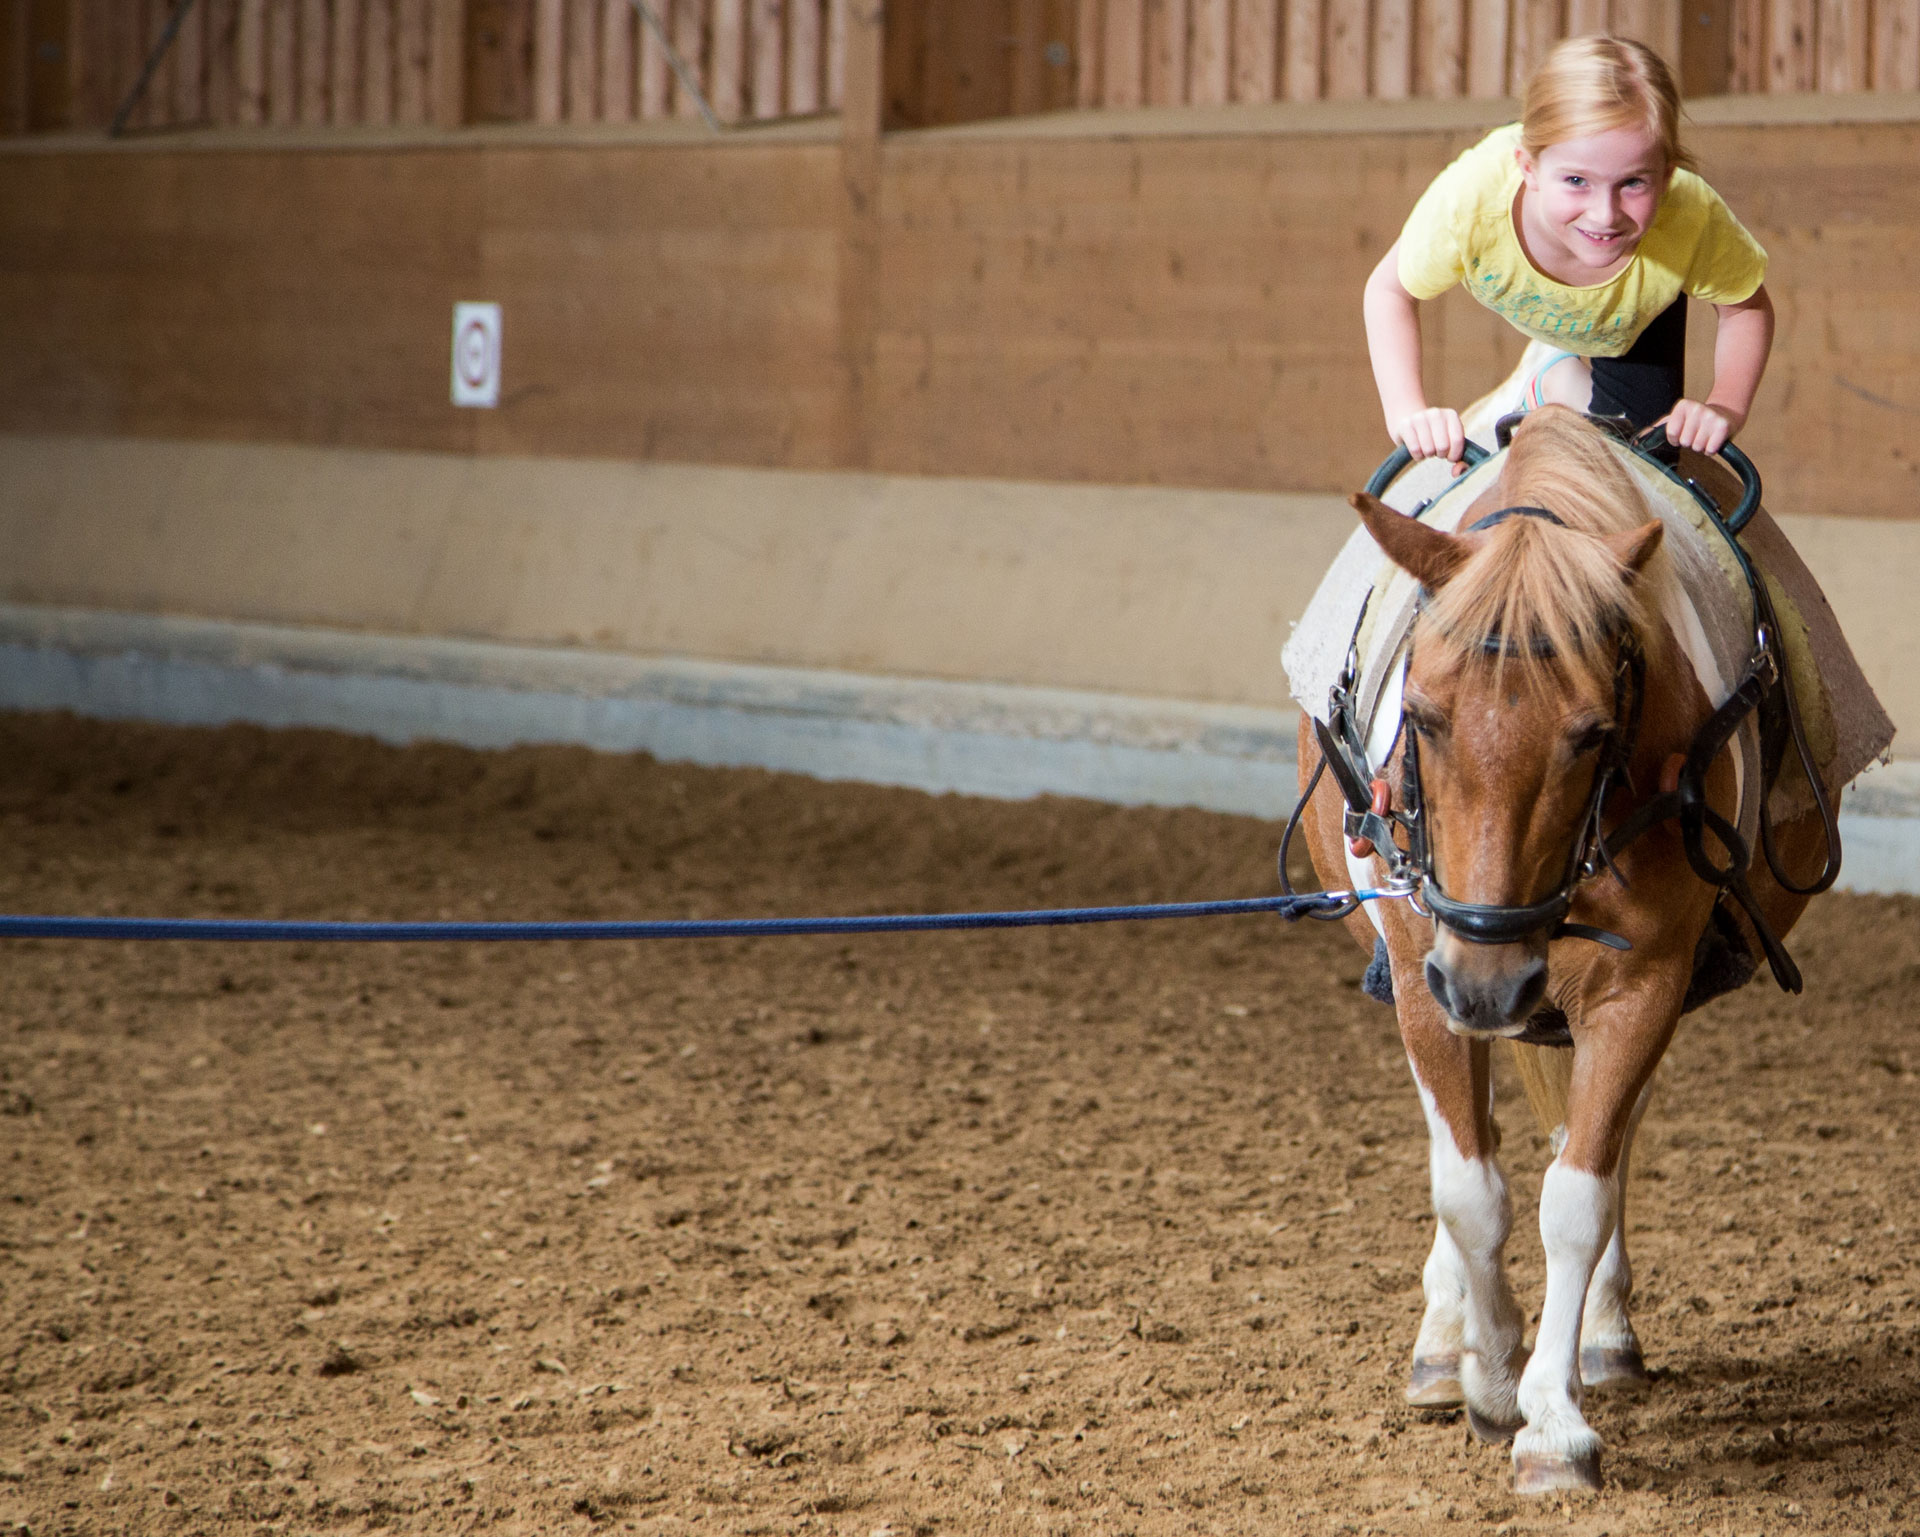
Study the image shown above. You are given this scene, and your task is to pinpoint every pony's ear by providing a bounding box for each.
[1603,519,1665,579]
[1349,492,1473,590]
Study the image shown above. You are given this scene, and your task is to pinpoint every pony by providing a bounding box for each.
[1291,406,1839,1493]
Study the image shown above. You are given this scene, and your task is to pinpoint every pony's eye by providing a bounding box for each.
[1404,706,1443,740]
[1568,721,1612,756]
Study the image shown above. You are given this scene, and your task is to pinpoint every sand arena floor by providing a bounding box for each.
[2,713,1918,1537]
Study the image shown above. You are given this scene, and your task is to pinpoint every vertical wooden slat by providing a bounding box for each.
[1817,0,1867,86]
[1566,0,1605,31]
[332,0,363,122]
[1510,0,1563,86]
[174,0,209,122]
[1103,0,1143,103]
[1325,0,1368,96]
[749,0,781,115]
[1077,0,1103,103]
[1883,0,1920,87]
[1374,0,1413,96]
[565,0,595,119]
[1766,0,1813,87]
[298,0,329,123]
[2,0,28,135]
[1679,0,1731,95]
[362,0,395,121]
[532,0,562,118]
[708,0,744,118]
[827,0,846,104]
[121,3,151,127]
[672,0,707,115]
[1283,0,1323,96]
[1013,0,1046,111]
[430,0,464,123]
[788,0,820,111]
[1190,0,1230,100]
[838,0,882,464]
[1145,0,1187,103]
[397,0,430,120]
[1234,0,1278,98]
[267,0,297,123]
[1729,0,1762,87]
[206,0,239,122]
[600,0,632,117]
[1466,0,1508,94]
[637,0,667,113]
[1421,0,1467,93]
[236,0,268,121]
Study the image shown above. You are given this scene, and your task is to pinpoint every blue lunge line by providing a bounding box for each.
[0,891,1391,943]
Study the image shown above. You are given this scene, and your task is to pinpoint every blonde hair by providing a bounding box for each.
[1521,35,1692,173]
[1421,407,1673,692]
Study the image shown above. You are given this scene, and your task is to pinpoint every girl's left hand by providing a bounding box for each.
[1659,399,1745,455]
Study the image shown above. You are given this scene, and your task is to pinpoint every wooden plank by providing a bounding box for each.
[465,0,533,121]
[236,0,268,122]
[1566,0,1605,32]
[709,0,745,119]
[1282,0,1322,97]
[1466,0,1508,95]
[1324,0,1367,97]
[638,0,668,116]
[205,0,239,123]
[1766,0,1814,87]
[1077,0,1102,104]
[331,0,362,122]
[1373,0,1412,97]
[1189,0,1230,101]
[1882,0,1920,88]
[880,0,922,123]
[532,0,562,119]
[788,0,820,113]
[1233,0,1278,100]
[363,0,395,122]
[1103,0,1143,104]
[565,0,596,120]
[267,0,297,123]
[600,0,633,118]
[431,0,464,123]
[1044,0,1079,107]
[1,0,26,136]
[117,3,148,127]
[672,0,707,117]
[1420,0,1467,94]
[827,0,847,106]
[299,0,330,124]
[1013,0,1048,113]
[1729,0,1762,89]
[1817,0,1866,88]
[1678,0,1730,95]
[174,0,209,123]
[839,0,882,464]
[750,0,781,116]
[1509,0,1563,88]
[397,0,431,121]
[1145,0,1187,104]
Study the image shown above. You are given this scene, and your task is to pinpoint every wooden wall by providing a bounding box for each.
[6,0,1920,136]
[4,111,1919,517]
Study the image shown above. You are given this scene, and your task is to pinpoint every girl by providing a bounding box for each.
[1364,35,1773,466]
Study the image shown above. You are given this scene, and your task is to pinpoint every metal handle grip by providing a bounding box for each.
[1363,439,1490,500]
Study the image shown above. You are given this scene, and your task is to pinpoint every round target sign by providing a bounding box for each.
[450,302,501,408]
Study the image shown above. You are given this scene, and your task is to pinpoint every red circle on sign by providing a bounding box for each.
[457,318,493,388]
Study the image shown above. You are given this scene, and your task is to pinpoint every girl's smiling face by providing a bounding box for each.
[1515,125,1669,282]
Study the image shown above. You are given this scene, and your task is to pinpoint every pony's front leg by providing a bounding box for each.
[1406,1032,1528,1435]
[1512,1020,1674,1493]
[1580,1082,1654,1391]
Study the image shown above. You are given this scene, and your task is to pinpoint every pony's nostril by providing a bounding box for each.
[1505,960,1548,1022]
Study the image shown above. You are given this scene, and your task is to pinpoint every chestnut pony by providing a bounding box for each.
[1292,407,1834,1493]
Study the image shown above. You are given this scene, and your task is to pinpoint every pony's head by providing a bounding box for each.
[1353,408,1671,1036]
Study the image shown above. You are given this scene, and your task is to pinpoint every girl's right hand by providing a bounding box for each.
[1392,407,1468,466]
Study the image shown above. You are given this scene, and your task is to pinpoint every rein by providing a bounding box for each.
[1286,423,1840,994]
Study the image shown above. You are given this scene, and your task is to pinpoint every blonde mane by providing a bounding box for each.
[1420,407,1674,688]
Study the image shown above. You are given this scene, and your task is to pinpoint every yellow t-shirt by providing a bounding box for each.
[1396,124,1767,357]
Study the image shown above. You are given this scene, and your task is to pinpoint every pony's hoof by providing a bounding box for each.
[1466,1405,1521,1445]
[1513,1445,1603,1494]
[1580,1345,1650,1391]
[1406,1355,1464,1407]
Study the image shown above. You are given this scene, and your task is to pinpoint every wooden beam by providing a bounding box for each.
[1679,0,1731,96]
[1421,0,1466,94]
[709,0,744,118]
[1729,0,1762,88]
[1324,0,1366,97]
[397,0,431,121]
[532,0,561,118]
[1766,0,1814,87]
[565,0,595,119]
[1233,0,1278,99]
[838,0,882,467]
[789,0,821,113]
[268,0,297,124]
[1076,0,1102,104]
[1509,0,1563,87]
[431,0,464,122]
[1466,0,1507,94]
[331,0,362,122]
[1282,0,1322,98]
[1146,0,1188,104]
[174,0,209,123]
[1815,0,1864,88]
[1,0,26,136]
[1013,0,1047,113]
[235,0,267,122]
[673,0,708,117]
[1190,0,1230,101]
[1876,0,1920,88]
[750,0,781,115]
[1104,0,1142,103]
[1373,0,1412,97]
[1566,0,1605,31]
[299,0,330,124]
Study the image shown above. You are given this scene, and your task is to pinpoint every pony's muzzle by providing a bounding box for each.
[1424,943,1548,1036]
